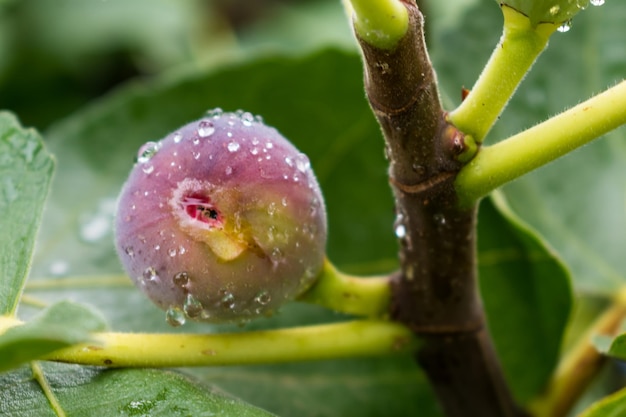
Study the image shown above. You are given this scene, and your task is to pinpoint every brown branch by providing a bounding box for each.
[356,2,523,416]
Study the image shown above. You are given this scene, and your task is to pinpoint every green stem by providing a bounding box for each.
[343,0,409,50]
[298,259,391,317]
[448,5,557,143]
[455,80,626,206]
[42,320,416,367]
[528,287,626,417]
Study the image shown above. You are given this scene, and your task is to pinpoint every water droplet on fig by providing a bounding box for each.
[220,292,235,309]
[143,267,159,283]
[549,5,560,15]
[173,132,183,143]
[227,142,240,152]
[250,147,259,155]
[590,0,604,5]
[184,294,203,318]
[265,142,273,149]
[124,246,135,258]
[254,290,271,306]
[295,154,310,173]
[241,112,254,126]
[197,120,215,138]
[168,248,177,257]
[285,156,294,167]
[206,108,223,118]
[192,151,201,160]
[142,165,154,174]
[173,271,189,288]
[137,141,160,163]
[165,306,186,327]
[281,197,288,207]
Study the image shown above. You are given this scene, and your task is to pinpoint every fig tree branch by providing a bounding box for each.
[455,79,626,206]
[448,5,557,143]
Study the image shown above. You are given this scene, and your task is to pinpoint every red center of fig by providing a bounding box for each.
[182,193,221,226]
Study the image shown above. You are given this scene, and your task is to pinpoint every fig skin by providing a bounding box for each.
[115,110,327,324]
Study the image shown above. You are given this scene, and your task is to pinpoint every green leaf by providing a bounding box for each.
[0,300,107,373]
[0,112,55,315]
[478,193,572,404]
[0,362,275,417]
[433,0,626,294]
[578,386,626,417]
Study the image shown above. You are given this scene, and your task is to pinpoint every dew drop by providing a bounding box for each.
[241,112,254,126]
[250,147,259,155]
[154,244,161,251]
[173,132,183,143]
[220,292,236,309]
[295,154,310,173]
[284,156,294,167]
[557,21,571,32]
[178,246,187,255]
[124,246,135,258]
[173,271,189,288]
[265,142,273,149]
[142,165,154,174]
[143,267,159,283]
[227,142,240,152]
[281,197,288,207]
[590,0,604,5]
[395,224,407,238]
[549,5,560,15]
[268,202,277,216]
[165,307,186,327]
[197,120,215,138]
[254,290,271,306]
[206,108,223,118]
[184,294,203,318]
[168,248,177,257]
[137,142,160,164]
[192,151,201,160]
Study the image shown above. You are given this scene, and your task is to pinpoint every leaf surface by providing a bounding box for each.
[0,363,275,417]
[0,112,54,315]
[0,300,107,372]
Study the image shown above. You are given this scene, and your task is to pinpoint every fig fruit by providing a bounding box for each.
[115,110,327,324]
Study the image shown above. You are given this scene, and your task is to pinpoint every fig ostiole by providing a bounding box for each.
[114,110,327,325]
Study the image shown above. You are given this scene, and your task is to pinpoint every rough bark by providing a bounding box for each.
[357,1,524,416]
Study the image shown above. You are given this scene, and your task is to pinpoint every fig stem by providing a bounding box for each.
[33,321,416,367]
[528,287,626,417]
[455,80,626,206]
[298,259,391,318]
[447,5,558,143]
[343,0,409,50]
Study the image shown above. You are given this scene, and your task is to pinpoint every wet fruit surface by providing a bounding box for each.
[115,110,327,324]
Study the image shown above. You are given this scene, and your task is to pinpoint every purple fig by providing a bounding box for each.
[115,110,327,324]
